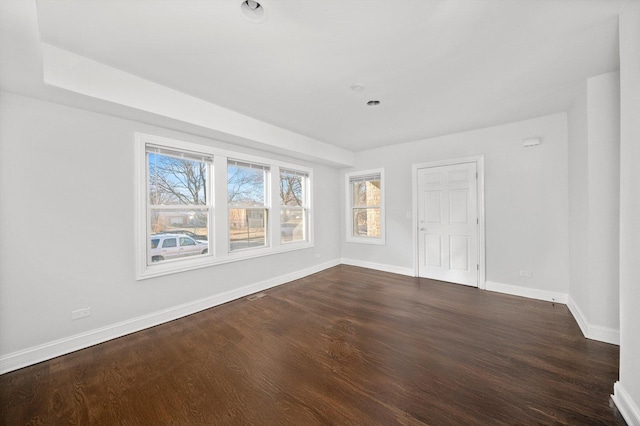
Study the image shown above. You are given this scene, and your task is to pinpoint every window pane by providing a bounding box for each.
[150,233,208,263]
[150,209,209,239]
[353,208,381,237]
[149,209,209,263]
[148,153,208,205]
[281,209,305,243]
[229,208,267,251]
[280,170,305,207]
[162,238,177,248]
[228,164,266,206]
[180,237,196,246]
[352,179,381,207]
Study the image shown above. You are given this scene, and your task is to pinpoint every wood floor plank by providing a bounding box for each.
[0,265,626,425]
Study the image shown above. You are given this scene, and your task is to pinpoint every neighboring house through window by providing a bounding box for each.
[345,169,385,245]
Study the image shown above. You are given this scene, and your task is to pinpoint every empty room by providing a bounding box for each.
[1,0,639,424]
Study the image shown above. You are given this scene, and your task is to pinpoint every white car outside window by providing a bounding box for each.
[150,234,208,262]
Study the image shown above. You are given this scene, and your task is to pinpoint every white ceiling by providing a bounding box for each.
[1,0,625,154]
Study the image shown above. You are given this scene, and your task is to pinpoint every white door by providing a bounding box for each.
[417,162,478,286]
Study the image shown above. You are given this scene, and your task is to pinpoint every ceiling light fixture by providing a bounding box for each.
[367,100,381,107]
[241,0,267,23]
[245,0,260,10]
[350,83,365,91]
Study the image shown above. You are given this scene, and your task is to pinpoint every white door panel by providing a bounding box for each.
[418,162,478,286]
[425,235,442,267]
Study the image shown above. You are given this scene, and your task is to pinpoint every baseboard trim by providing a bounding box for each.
[0,259,340,375]
[566,297,620,345]
[340,258,414,277]
[2,259,622,374]
[485,280,568,304]
[566,296,589,337]
[613,381,640,426]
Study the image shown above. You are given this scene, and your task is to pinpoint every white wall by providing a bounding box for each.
[567,85,590,318]
[567,71,621,345]
[341,113,570,300]
[0,92,341,371]
[587,72,620,331]
[614,0,640,424]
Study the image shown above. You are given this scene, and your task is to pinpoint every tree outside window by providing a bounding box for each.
[227,160,269,251]
[280,169,308,243]
[147,149,211,263]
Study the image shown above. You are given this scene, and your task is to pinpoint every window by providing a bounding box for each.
[136,133,313,279]
[180,237,196,246]
[162,238,177,248]
[147,146,212,263]
[280,168,309,244]
[227,160,269,251]
[345,169,385,245]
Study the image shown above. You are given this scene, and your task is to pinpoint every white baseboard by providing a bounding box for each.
[613,381,640,426]
[340,258,414,277]
[484,283,620,345]
[566,297,620,345]
[485,280,568,304]
[566,296,589,337]
[0,259,340,375]
[1,259,622,374]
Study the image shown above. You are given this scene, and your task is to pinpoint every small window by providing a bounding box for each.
[280,168,309,244]
[345,169,385,245]
[228,160,270,252]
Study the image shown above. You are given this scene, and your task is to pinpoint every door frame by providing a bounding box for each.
[412,155,486,289]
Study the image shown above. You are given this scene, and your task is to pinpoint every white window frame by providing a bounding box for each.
[135,133,314,280]
[345,168,385,245]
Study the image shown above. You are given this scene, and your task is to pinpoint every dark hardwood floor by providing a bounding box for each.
[0,265,625,425]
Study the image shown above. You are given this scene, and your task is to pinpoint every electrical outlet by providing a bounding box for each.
[519,270,533,278]
[71,307,91,320]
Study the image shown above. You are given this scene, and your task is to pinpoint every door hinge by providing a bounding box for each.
[477,264,479,270]
[477,218,479,225]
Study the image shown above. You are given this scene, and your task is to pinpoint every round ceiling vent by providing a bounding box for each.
[241,0,267,23]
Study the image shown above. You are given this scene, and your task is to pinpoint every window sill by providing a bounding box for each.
[345,236,386,246]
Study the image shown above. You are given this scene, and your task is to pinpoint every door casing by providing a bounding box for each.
[412,156,486,289]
